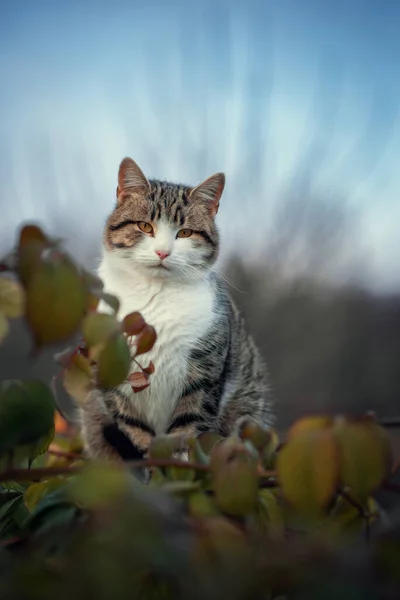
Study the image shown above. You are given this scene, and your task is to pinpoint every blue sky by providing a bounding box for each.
[1,0,400,290]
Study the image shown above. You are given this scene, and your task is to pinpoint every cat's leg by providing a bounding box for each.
[166,390,213,461]
[217,388,275,438]
[79,390,155,463]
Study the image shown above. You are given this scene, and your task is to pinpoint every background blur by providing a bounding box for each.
[0,0,399,430]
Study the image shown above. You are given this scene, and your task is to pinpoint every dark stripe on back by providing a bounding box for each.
[117,414,155,436]
[103,424,145,461]
[166,413,205,433]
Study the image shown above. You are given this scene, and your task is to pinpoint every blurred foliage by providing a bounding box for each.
[0,223,399,599]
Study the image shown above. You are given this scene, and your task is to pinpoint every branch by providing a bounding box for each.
[0,459,277,484]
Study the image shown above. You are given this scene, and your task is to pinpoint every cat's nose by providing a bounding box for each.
[155,250,170,261]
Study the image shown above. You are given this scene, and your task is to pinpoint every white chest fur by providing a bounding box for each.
[97,256,215,433]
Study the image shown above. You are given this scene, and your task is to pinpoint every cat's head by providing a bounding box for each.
[103,157,225,282]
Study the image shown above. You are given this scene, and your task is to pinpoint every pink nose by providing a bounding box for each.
[155,250,170,261]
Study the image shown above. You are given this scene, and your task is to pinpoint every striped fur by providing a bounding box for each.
[79,158,274,464]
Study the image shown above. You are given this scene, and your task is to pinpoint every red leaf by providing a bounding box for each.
[135,325,156,356]
[128,371,151,393]
[142,361,155,375]
[122,311,146,336]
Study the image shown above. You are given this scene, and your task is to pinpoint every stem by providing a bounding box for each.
[0,460,277,484]
[340,489,368,519]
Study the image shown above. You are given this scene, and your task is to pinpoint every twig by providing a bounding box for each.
[0,459,277,484]
[340,489,368,519]
[382,480,400,494]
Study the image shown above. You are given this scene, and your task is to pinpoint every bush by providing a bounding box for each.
[0,224,399,599]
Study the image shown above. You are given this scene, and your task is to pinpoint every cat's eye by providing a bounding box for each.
[177,229,193,239]
[138,222,153,234]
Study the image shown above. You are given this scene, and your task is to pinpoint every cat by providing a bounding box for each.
[79,157,275,464]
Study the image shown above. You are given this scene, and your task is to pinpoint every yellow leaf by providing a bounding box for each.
[0,312,9,343]
[0,278,25,318]
[24,478,66,512]
[212,446,259,517]
[63,353,93,405]
[333,418,391,503]
[277,429,339,517]
[257,489,284,535]
[287,416,333,441]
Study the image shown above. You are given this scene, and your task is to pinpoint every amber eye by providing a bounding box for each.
[138,222,153,234]
[177,229,193,239]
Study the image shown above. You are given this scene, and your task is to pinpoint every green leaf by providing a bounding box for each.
[211,443,259,517]
[0,278,25,318]
[0,312,9,344]
[188,491,220,518]
[67,462,130,509]
[63,352,93,405]
[149,435,186,460]
[135,325,157,356]
[99,292,120,314]
[0,379,56,458]
[257,489,284,535]
[0,496,28,539]
[276,429,339,517]
[333,417,391,504]
[25,252,87,347]
[96,333,131,389]
[82,312,120,347]
[197,432,224,456]
[24,478,67,512]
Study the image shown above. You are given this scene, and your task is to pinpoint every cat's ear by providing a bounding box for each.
[117,157,150,202]
[189,173,225,217]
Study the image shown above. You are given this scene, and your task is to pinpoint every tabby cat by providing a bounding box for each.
[79,157,274,463]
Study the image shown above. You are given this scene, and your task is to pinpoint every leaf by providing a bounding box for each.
[240,421,277,453]
[276,429,339,517]
[0,278,25,318]
[96,333,131,389]
[24,479,67,513]
[333,417,392,504]
[25,252,87,347]
[26,488,80,536]
[257,489,284,535]
[135,325,157,356]
[63,352,93,404]
[287,416,333,441]
[211,443,259,517]
[99,292,120,314]
[82,312,120,347]
[67,462,130,509]
[197,432,225,456]
[18,224,49,249]
[0,496,28,539]
[128,371,150,393]
[29,423,56,462]
[142,361,155,375]
[188,491,220,518]
[0,312,9,344]
[187,438,210,466]
[149,435,186,460]
[0,380,56,458]
[122,311,146,335]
